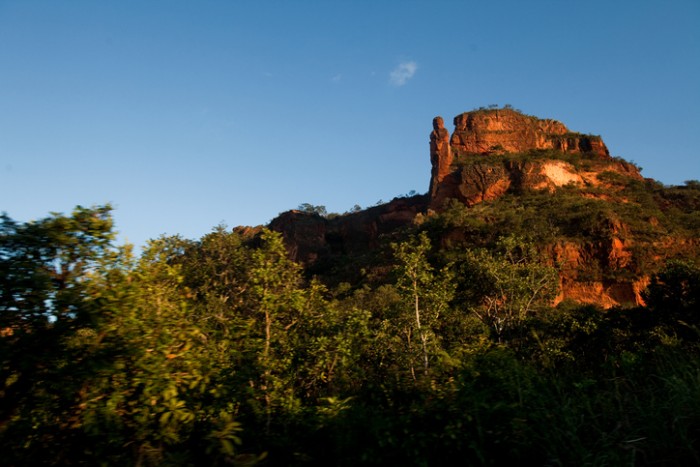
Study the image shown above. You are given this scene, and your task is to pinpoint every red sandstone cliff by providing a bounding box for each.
[269,195,428,265]
[450,108,609,158]
[267,108,696,309]
[430,158,643,209]
[428,108,621,208]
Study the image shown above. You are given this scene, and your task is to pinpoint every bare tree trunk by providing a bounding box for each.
[413,279,429,376]
[264,307,272,435]
[406,327,416,381]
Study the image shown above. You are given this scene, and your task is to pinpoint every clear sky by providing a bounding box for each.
[2,1,699,249]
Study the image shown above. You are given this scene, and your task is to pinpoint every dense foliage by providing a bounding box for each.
[1,204,699,465]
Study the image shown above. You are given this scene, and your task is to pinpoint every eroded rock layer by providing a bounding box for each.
[450,108,609,157]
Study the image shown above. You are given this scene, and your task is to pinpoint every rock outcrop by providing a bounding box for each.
[430,108,635,209]
[429,116,453,198]
[431,158,643,208]
[450,108,609,157]
[266,107,697,309]
[269,195,428,266]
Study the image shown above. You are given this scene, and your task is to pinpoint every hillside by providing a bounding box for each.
[3,107,700,465]
[270,108,700,308]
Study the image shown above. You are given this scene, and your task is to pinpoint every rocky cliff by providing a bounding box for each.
[268,108,698,309]
[431,108,622,208]
[430,157,643,209]
[450,108,609,158]
[269,195,428,273]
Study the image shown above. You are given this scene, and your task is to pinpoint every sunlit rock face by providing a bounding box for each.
[449,108,609,158]
[430,157,642,209]
[429,108,633,209]
[429,116,453,198]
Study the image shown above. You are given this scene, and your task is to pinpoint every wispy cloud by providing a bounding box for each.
[389,61,417,86]
[331,73,342,83]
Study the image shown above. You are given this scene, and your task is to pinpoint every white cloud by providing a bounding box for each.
[389,61,417,86]
[331,73,342,83]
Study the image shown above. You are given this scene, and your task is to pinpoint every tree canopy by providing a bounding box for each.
[1,205,699,465]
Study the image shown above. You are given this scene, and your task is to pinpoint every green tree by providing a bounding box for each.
[392,232,455,379]
[176,226,251,338]
[298,203,328,217]
[0,205,115,461]
[458,236,558,341]
[0,211,252,464]
[0,204,114,327]
[74,238,247,465]
[644,259,700,334]
[247,229,305,433]
[293,281,372,398]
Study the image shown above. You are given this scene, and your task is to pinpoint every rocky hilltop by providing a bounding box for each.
[450,108,609,157]
[269,108,698,308]
[430,109,628,208]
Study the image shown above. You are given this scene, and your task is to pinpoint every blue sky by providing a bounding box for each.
[1,1,699,248]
